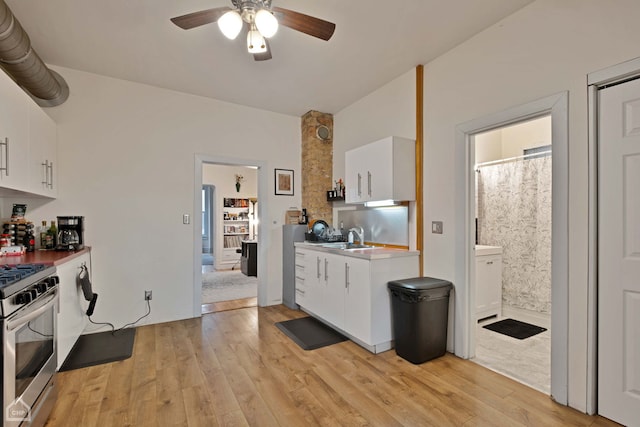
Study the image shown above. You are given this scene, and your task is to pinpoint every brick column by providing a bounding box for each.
[301,110,333,225]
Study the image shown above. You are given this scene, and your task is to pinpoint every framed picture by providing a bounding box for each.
[275,168,294,196]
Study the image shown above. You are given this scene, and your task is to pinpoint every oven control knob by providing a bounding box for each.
[16,292,32,304]
[37,282,48,293]
[46,276,59,288]
[29,289,37,299]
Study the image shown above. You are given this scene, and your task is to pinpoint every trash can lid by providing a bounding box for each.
[388,276,453,292]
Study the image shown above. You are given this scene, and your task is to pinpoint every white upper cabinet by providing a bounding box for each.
[0,70,30,192]
[0,70,58,197]
[28,103,57,198]
[345,136,415,203]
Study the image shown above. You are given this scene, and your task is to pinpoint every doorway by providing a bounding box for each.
[472,116,552,394]
[457,92,569,404]
[201,164,258,313]
[193,155,268,317]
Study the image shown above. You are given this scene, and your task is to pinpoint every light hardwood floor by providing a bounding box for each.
[202,297,258,314]
[45,305,619,426]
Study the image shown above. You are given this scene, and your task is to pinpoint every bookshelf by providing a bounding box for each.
[221,198,250,267]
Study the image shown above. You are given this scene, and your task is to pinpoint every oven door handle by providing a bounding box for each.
[6,291,58,332]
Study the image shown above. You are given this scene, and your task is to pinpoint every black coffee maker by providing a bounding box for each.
[56,216,85,250]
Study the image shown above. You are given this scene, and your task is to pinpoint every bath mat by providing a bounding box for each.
[276,317,348,350]
[483,318,546,340]
[59,328,136,371]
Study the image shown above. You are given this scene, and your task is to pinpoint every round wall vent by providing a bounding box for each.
[316,125,331,141]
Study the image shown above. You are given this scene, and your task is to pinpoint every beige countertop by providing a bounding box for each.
[295,242,419,260]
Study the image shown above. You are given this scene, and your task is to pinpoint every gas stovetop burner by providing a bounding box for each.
[0,264,46,286]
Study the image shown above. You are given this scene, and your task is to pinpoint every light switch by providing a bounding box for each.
[183,214,190,224]
[432,221,443,234]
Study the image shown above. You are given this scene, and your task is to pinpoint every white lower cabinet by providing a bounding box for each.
[343,257,370,340]
[294,249,308,307]
[475,246,503,320]
[295,246,419,353]
[56,252,91,369]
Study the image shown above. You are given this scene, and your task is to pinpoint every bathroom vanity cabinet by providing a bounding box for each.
[475,245,503,320]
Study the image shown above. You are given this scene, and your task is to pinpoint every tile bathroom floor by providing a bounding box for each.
[472,317,551,395]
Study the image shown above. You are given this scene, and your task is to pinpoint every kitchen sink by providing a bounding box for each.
[321,243,376,250]
[343,244,375,250]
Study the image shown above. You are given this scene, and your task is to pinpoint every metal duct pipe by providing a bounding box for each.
[0,0,68,107]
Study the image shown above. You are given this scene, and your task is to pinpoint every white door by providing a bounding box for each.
[598,77,640,426]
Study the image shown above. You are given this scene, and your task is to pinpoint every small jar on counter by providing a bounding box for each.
[0,234,11,247]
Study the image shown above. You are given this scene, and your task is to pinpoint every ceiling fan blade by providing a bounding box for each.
[272,7,335,41]
[254,40,272,61]
[170,7,232,30]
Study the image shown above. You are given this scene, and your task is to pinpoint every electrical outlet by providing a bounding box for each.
[432,221,443,234]
[145,290,152,301]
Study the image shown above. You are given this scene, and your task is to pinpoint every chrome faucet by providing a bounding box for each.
[348,226,364,245]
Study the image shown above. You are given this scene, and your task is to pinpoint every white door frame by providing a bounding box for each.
[193,154,269,316]
[587,56,640,415]
[456,92,569,404]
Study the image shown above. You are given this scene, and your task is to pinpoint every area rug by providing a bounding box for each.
[276,317,348,350]
[202,270,257,303]
[59,328,136,371]
[483,318,547,340]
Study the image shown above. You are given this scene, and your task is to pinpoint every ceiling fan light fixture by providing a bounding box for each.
[247,28,267,53]
[217,10,243,39]
[255,9,278,38]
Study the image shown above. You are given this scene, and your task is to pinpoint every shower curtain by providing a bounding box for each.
[477,155,552,314]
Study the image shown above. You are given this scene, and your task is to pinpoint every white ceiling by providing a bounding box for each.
[6,0,534,117]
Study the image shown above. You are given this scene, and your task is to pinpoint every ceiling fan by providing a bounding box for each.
[170,0,336,61]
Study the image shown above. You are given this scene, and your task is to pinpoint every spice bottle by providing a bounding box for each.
[40,221,48,249]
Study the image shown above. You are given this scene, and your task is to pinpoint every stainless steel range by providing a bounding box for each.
[0,264,59,427]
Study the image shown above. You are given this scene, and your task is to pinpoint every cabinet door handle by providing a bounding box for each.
[48,162,54,189]
[345,263,350,290]
[367,171,371,197]
[486,261,493,265]
[42,160,49,185]
[324,258,328,282]
[316,257,321,279]
[4,137,8,176]
[0,137,7,177]
[357,173,362,197]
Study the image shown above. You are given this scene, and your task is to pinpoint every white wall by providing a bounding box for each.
[476,115,551,163]
[422,0,640,412]
[3,66,300,328]
[333,68,416,180]
[501,116,551,159]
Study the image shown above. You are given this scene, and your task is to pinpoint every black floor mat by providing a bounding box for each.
[276,316,348,350]
[59,328,136,371]
[483,318,546,340]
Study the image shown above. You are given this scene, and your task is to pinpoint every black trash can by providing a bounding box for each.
[388,277,453,364]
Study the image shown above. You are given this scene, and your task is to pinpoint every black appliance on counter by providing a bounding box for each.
[56,216,85,251]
